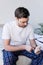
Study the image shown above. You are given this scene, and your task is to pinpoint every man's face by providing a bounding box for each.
[16,17,29,28]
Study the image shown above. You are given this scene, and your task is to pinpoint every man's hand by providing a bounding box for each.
[34,46,41,54]
[25,45,33,52]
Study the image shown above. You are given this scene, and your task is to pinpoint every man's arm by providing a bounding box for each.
[29,39,41,54]
[4,39,26,51]
[29,39,37,50]
[3,39,32,52]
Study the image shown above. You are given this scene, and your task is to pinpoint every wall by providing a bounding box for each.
[0,0,43,28]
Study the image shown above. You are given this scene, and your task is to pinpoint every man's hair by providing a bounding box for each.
[14,7,30,18]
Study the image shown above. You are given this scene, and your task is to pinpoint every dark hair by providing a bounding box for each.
[14,7,30,18]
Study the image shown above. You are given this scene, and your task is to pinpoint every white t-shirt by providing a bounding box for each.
[2,20,35,47]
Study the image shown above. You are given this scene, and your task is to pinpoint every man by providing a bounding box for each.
[2,7,40,65]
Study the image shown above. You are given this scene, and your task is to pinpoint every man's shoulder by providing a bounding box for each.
[3,21,15,28]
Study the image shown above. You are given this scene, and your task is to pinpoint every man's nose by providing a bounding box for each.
[24,23,27,25]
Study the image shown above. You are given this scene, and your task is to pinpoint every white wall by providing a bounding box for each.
[0,0,43,28]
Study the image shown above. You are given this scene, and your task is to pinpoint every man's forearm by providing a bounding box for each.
[4,45,25,51]
[30,39,37,49]
[31,43,37,49]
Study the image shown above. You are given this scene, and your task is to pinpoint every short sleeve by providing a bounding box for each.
[29,26,35,40]
[26,25,35,45]
[2,23,10,39]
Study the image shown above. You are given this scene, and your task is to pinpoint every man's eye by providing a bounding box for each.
[23,22,25,23]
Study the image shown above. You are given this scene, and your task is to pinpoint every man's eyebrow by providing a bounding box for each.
[22,21,28,23]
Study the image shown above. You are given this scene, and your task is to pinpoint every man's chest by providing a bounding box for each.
[10,28,29,43]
